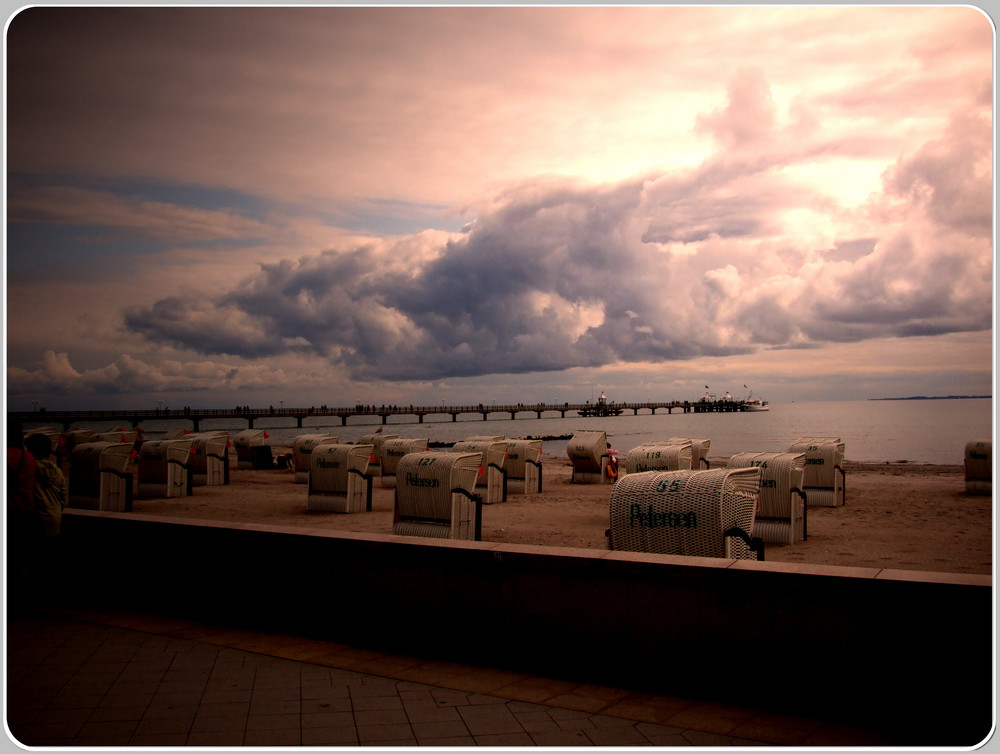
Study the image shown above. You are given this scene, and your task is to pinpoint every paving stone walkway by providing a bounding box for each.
[6,609,893,748]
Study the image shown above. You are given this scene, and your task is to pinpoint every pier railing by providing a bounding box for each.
[9,399,757,432]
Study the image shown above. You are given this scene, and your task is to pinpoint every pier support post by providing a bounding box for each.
[417,414,425,423]
[451,413,458,422]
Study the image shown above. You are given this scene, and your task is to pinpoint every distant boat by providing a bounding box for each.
[578,392,624,417]
[744,397,769,411]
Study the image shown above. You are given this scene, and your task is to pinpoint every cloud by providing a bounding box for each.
[122,73,992,383]
[6,351,313,397]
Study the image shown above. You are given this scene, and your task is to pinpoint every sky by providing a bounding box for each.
[4,4,995,411]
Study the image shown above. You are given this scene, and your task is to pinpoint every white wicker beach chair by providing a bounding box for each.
[608,468,764,559]
[186,431,230,487]
[137,439,193,499]
[788,437,845,507]
[379,438,429,488]
[666,437,711,469]
[728,452,807,544]
[964,439,991,495]
[358,432,398,476]
[68,441,134,512]
[292,434,339,484]
[505,439,543,494]
[392,451,483,540]
[624,441,693,475]
[568,430,613,484]
[234,429,272,470]
[307,444,374,513]
[452,439,508,503]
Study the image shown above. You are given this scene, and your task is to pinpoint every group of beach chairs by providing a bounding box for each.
[24,426,240,514]
[285,432,544,540]
[31,422,993,565]
[568,429,846,560]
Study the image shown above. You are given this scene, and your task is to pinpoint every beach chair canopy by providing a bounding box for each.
[505,439,543,494]
[625,442,692,474]
[379,438,429,486]
[964,439,991,495]
[68,441,134,511]
[787,437,845,507]
[358,432,398,470]
[393,451,483,540]
[137,438,193,498]
[452,439,508,503]
[307,443,373,513]
[666,438,711,469]
[567,430,612,483]
[187,432,230,486]
[728,452,807,544]
[292,434,338,483]
[234,429,268,448]
[609,468,763,560]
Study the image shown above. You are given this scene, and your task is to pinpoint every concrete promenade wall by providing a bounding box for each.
[59,510,992,744]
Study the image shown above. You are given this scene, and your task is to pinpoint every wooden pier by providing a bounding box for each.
[10,399,757,433]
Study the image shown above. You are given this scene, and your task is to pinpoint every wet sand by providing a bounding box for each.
[126,453,991,576]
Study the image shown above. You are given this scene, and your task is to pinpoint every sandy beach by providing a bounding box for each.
[120,446,992,577]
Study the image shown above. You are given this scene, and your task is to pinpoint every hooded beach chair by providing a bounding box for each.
[233,429,272,469]
[624,441,693,475]
[307,443,374,513]
[568,430,614,483]
[136,438,193,499]
[358,432,398,476]
[392,451,483,540]
[452,439,508,503]
[728,452,807,544]
[68,441,134,512]
[187,431,230,486]
[667,437,711,469]
[788,437,845,507]
[379,438,429,488]
[964,439,991,495]
[505,439,543,494]
[291,434,339,484]
[608,468,764,560]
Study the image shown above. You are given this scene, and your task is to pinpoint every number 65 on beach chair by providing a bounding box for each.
[608,468,764,560]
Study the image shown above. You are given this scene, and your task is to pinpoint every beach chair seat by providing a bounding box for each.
[964,439,991,495]
[568,430,614,483]
[137,439,193,499]
[609,468,764,560]
[452,439,508,503]
[187,431,230,486]
[624,441,692,475]
[666,437,711,468]
[307,444,373,513]
[292,434,339,484]
[358,432,398,477]
[233,429,272,470]
[505,439,543,494]
[393,451,483,540]
[788,437,845,507]
[68,441,134,512]
[379,438,429,488]
[728,452,807,544]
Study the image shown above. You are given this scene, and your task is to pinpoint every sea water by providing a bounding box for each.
[67,399,992,465]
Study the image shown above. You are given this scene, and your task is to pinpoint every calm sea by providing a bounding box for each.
[59,399,992,465]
